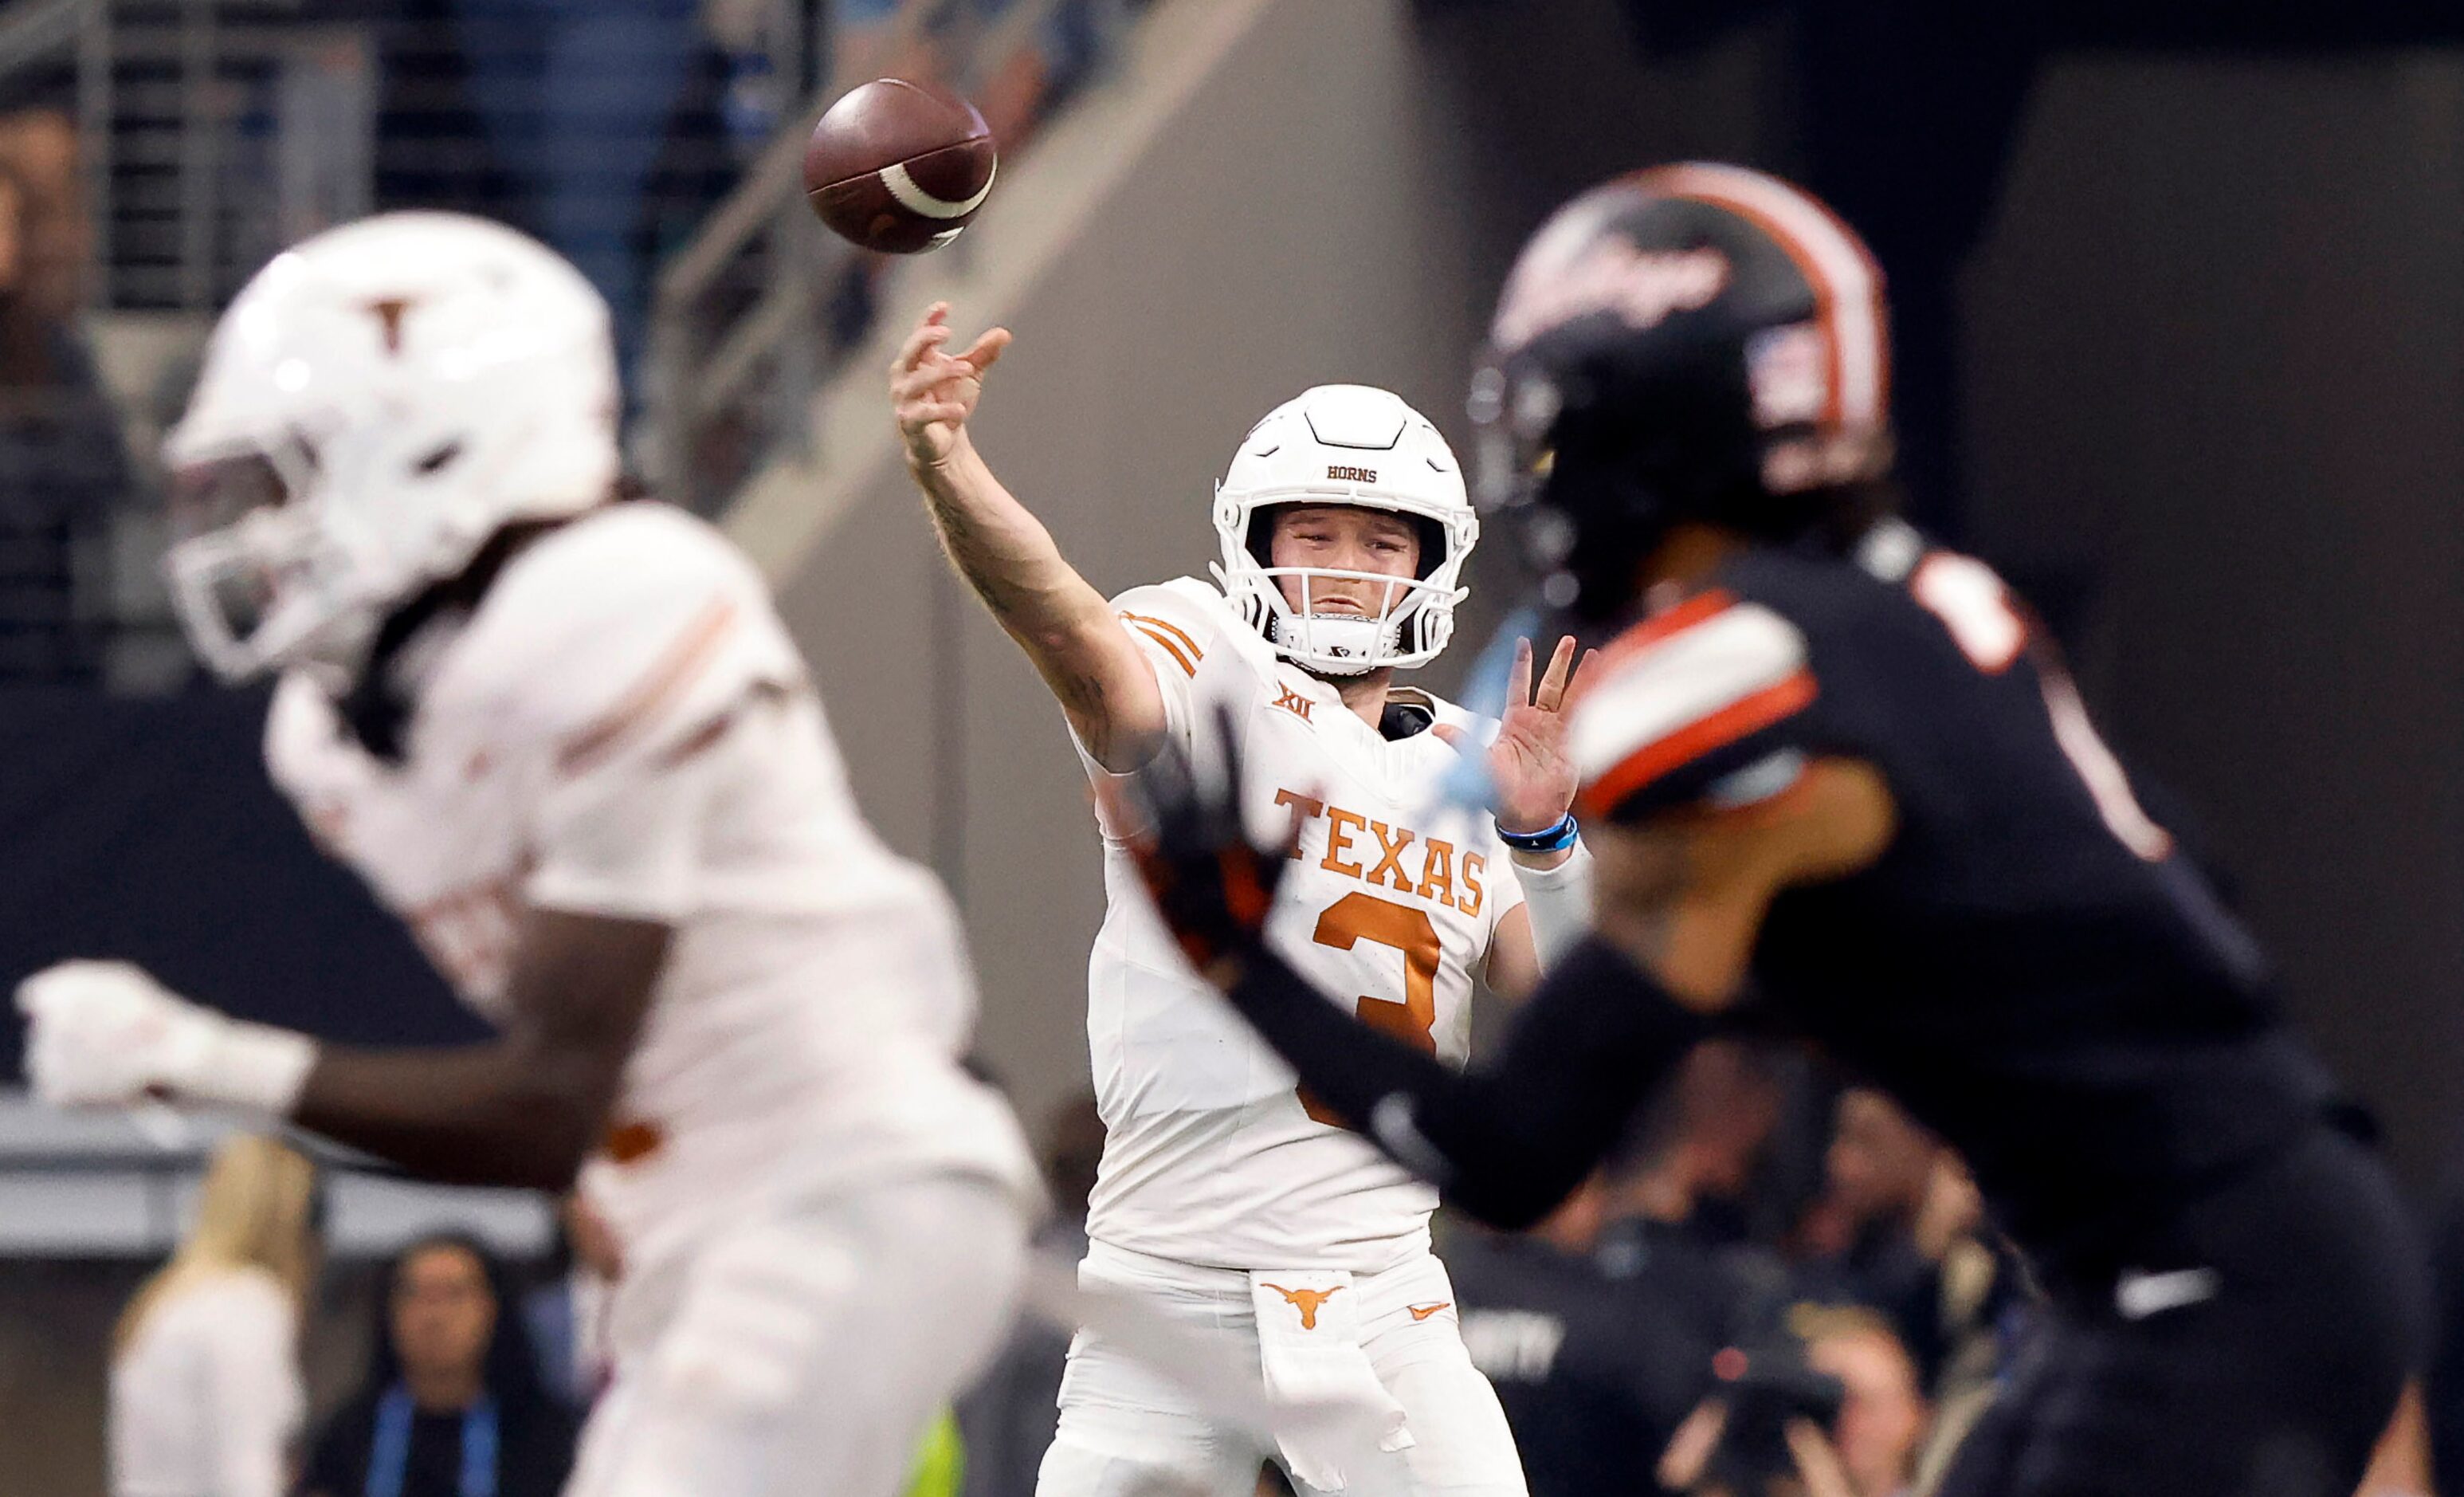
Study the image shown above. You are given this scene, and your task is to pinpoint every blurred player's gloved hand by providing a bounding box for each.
[15,960,313,1114]
[1126,708,1289,973]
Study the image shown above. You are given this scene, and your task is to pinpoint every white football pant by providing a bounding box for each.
[566,1173,1029,1497]
[1036,1244,1528,1497]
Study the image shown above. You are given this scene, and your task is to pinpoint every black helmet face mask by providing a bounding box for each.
[1468,365,1556,509]
[1470,362,1615,616]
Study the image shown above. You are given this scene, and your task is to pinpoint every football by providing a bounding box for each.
[803,78,998,254]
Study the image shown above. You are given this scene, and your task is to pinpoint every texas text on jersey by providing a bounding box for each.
[1080,576,1525,1273]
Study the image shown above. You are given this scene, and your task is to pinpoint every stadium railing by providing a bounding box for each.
[644,0,1085,517]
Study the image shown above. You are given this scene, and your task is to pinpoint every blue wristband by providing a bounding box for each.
[1497,812,1579,853]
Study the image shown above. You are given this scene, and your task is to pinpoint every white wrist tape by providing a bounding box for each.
[173,1016,319,1118]
[1509,841,1595,970]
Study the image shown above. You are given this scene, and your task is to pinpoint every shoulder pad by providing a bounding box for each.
[1570,590,1816,821]
[438,505,799,770]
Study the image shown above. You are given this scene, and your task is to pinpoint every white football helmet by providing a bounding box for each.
[1211,385,1477,676]
[163,211,620,684]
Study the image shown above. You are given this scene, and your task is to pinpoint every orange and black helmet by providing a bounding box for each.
[1471,163,1894,619]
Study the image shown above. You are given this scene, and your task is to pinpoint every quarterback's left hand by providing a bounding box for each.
[16,960,228,1108]
[1125,709,1292,978]
[1437,635,1599,837]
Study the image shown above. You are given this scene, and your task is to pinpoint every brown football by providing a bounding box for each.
[803,78,998,254]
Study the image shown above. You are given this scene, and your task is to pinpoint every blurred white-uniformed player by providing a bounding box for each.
[894,304,1599,1496]
[16,214,1040,1497]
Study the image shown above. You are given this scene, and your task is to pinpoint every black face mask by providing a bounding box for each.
[1522,440,1681,626]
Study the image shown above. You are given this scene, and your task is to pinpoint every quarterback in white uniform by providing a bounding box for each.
[16,216,1039,1497]
[894,305,1599,1496]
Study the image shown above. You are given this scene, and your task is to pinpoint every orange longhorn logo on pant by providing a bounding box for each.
[1265,1283,1344,1330]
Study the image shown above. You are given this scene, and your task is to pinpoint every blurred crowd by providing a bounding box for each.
[1434,1043,2022,1497]
[104,1106,1079,1497]
[110,1136,592,1497]
[0,0,1133,690]
[64,1059,2034,1497]
[0,99,128,686]
[84,1041,2464,1497]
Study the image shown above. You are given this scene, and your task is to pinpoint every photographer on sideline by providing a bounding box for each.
[1658,1308,1929,1497]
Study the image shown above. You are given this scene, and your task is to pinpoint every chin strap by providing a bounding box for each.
[1267,609,1397,674]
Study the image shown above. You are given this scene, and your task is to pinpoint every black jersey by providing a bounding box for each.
[1565,520,2335,1262]
[1443,1228,1716,1497]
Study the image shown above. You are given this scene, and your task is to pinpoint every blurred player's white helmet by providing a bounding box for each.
[1211,385,1477,676]
[162,211,620,684]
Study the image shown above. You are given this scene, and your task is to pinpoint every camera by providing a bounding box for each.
[1700,1341,1846,1493]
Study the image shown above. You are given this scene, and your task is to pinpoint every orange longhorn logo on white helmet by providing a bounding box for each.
[161,211,620,686]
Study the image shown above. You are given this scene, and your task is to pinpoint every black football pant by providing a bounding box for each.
[1937,1127,2424,1497]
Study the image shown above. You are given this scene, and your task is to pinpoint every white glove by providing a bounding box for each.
[15,960,316,1116]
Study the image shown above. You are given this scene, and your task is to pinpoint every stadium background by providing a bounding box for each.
[1,0,2463,1492]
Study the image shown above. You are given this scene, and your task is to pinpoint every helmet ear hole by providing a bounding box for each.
[1245,504,1282,568]
[1410,514,1445,580]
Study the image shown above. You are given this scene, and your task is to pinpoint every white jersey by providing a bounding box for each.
[1079,579,1524,1273]
[265,504,1036,1282]
[109,1267,301,1497]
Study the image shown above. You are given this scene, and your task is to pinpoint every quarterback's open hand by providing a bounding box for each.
[15,960,223,1108]
[892,301,1010,467]
[1436,635,1598,837]
[1125,709,1290,978]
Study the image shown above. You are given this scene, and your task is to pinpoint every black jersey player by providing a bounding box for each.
[1124,163,2423,1497]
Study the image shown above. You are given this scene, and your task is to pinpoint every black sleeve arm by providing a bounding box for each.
[1218,934,1706,1229]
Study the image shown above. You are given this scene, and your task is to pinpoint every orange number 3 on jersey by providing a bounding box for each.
[1297,891,1442,1126]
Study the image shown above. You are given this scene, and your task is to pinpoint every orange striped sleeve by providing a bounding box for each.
[1587,589,1737,680]
[1568,595,1818,819]
[1564,591,1740,725]
[556,597,740,774]
[1575,669,1816,821]
[1120,611,1200,677]
[1121,611,1202,658]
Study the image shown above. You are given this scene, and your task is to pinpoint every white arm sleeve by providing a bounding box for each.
[1507,841,1595,969]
